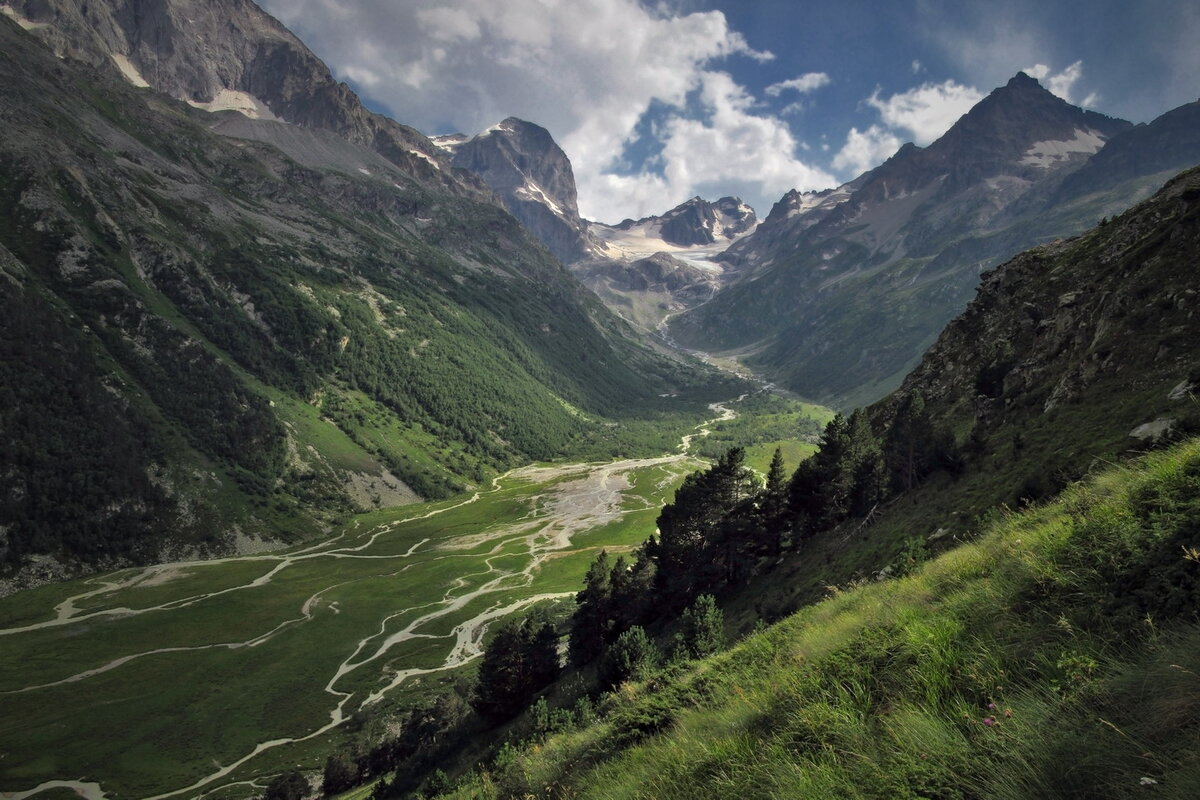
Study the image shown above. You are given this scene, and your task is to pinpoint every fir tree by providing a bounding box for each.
[656,448,755,602]
[760,447,789,556]
[600,625,658,689]
[678,594,725,659]
[472,610,560,723]
[568,550,612,665]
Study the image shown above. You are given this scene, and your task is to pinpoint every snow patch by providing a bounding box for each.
[591,216,757,270]
[187,89,277,121]
[430,134,468,152]
[514,179,564,216]
[110,53,150,88]
[1020,128,1106,168]
[0,4,42,30]
[407,149,442,170]
[357,168,372,176]
[786,186,852,220]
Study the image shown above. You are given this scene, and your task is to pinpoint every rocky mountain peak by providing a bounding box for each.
[929,71,1131,166]
[1005,70,1041,89]
[445,116,596,263]
[637,195,757,247]
[451,117,580,220]
[3,0,470,194]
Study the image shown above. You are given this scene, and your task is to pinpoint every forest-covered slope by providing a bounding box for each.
[0,14,733,577]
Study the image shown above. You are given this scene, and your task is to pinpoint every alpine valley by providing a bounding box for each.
[0,2,1198,800]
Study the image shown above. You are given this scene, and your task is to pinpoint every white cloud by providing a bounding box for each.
[260,0,826,222]
[765,72,831,97]
[832,125,902,176]
[911,59,923,74]
[1021,61,1097,107]
[866,80,983,145]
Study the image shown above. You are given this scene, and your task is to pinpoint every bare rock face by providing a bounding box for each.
[584,252,718,299]
[612,196,757,248]
[440,117,596,263]
[3,0,478,195]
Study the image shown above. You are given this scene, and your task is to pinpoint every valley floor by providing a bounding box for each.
[0,402,741,800]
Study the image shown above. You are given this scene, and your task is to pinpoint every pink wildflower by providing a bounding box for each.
[982,717,997,726]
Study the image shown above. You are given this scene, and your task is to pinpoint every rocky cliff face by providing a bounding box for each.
[1,0,478,196]
[572,252,721,332]
[438,117,597,263]
[604,195,757,248]
[671,73,1198,407]
[871,165,1200,502]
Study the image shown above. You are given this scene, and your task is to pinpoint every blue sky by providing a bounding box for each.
[261,0,1199,223]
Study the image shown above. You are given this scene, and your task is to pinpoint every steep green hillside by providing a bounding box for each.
[442,437,1200,800]
[0,16,735,575]
[362,165,1200,800]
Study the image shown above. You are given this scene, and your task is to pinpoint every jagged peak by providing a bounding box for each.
[1006,71,1042,89]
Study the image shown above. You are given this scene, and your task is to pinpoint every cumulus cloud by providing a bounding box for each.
[1022,61,1098,107]
[832,125,902,176]
[865,80,983,145]
[260,0,829,222]
[765,72,831,97]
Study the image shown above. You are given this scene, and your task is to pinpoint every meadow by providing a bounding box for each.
[0,452,705,800]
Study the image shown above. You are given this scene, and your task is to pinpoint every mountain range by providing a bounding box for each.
[437,73,1200,410]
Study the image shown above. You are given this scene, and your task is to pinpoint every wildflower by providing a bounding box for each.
[982,717,997,726]
[987,702,996,710]
[1004,708,1013,718]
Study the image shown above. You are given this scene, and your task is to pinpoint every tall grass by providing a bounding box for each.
[444,439,1200,799]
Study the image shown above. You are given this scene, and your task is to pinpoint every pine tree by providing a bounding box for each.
[321,752,359,796]
[846,409,885,517]
[262,770,308,800]
[611,540,657,632]
[472,611,560,722]
[656,448,755,602]
[760,447,789,556]
[607,554,633,634]
[568,550,612,665]
[885,390,936,492]
[600,625,658,689]
[678,593,724,659]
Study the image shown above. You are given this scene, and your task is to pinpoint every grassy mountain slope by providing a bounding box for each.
[407,166,1200,800]
[0,16,735,576]
[446,437,1200,799]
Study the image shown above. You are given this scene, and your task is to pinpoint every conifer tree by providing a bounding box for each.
[760,447,789,556]
[656,448,754,602]
[678,593,725,659]
[600,625,658,689]
[885,390,936,492]
[568,550,612,665]
[472,610,560,722]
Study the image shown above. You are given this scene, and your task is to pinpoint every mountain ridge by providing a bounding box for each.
[672,72,1199,407]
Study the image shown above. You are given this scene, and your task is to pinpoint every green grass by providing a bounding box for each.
[693,393,833,466]
[0,451,707,799]
[442,437,1200,799]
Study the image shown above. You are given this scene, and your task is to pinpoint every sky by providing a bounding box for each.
[259,0,1200,224]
